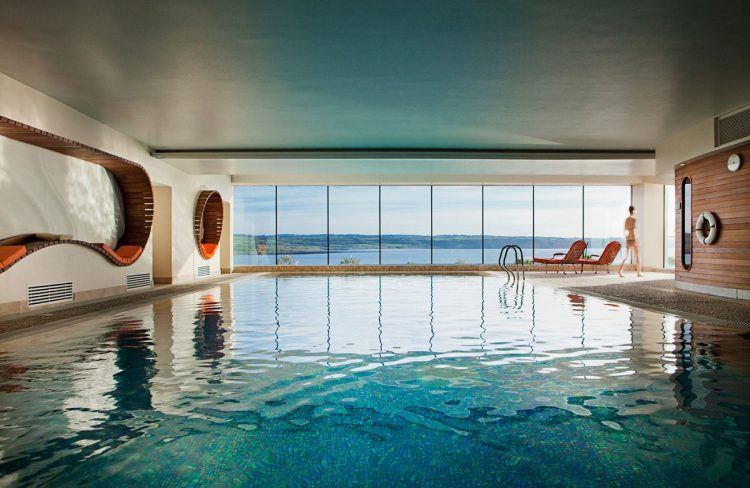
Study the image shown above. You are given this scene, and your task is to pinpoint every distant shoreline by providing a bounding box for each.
[234,233,622,254]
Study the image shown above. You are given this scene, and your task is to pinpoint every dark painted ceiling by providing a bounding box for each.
[0,0,749,150]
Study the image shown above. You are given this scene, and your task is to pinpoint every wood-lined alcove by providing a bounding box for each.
[194,190,224,260]
[0,116,154,273]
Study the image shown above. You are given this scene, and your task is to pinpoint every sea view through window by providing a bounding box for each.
[234,185,632,266]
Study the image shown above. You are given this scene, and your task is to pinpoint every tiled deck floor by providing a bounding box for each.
[548,275,750,328]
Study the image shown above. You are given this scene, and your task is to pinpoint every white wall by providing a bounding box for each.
[152,186,173,283]
[0,137,124,247]
[0,73,232,312]
[631,183,666,269]
[655,115,750,177]
[226,157,656,186]
[654,119,715,181]
[220,201,233,274]
[0,241,158,318]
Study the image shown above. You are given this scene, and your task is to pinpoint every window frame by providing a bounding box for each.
[233,184,634,267]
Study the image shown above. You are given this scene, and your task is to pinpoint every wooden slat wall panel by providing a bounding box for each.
[0,116,153,272]
[675,142,750,291]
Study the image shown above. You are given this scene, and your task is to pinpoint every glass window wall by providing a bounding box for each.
[277,186,327,265]
[432,186,482,264]
[329,186,379,265]
[234,185,633,266]
[484,186,533,264]
[583,186,630,260]
[534,186,583,259]
[233,186,276,265]
[664,185,675,268]
[381,186,431,264]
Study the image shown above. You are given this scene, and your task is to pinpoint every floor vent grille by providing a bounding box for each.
[196,265,211,277]
[126,273,152,290]
[27,282,73,307]
[716,105,750,146]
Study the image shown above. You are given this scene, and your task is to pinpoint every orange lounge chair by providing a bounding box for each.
[532,240,587,274]
[577,241,621,274]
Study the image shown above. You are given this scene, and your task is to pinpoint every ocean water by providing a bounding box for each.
[0,275,748,486]
[234,247,614,266]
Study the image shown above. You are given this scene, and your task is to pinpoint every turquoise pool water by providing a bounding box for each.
[1,275,749,486]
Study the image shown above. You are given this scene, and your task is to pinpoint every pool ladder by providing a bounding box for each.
[498,245,525,283]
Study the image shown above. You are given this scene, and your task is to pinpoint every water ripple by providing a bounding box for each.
[1,275,749,486]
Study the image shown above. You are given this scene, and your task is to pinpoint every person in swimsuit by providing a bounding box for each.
[618,205,642,277]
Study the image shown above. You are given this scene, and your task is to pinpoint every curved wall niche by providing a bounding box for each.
[0,116,154,273]
[194,190,224,260]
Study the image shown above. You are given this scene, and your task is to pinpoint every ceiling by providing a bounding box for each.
[0,0,749,155]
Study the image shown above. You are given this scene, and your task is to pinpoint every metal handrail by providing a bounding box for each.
[498,244,525,282]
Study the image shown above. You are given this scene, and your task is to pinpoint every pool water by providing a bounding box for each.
[1,275,749,486]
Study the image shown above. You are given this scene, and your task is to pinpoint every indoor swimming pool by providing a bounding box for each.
[0,275,749,486]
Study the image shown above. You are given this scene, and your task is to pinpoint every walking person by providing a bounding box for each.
[618,206,643,277]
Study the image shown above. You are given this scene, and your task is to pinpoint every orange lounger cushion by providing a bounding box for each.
[97,244,143,265]
[115,245,143,262]
[200,243,218,258]
[0,245,27,268]
[532,257,563,264]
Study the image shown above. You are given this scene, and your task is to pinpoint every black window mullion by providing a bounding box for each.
[378,185,382,265]
[581,186,585,246]
[275,186,278,265]
[531,186,535,260]
[481,185,485,265]
[326,186,330,266]
[430,185,434,265]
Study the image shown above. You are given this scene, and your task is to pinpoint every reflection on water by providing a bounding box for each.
[1,275,749,486]
[193,295,226,361]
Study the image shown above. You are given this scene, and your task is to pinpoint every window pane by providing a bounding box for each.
[432,186,482,264]
[534,186,582,258]
[329,186,379,265]
[664,185,675,268]
[233,186,276,265]
[381,186,430,264]
[584,186,630,261]
[277,186,327,265]
[483,186,533,265]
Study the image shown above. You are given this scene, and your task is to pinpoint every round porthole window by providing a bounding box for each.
[194,190,224,259]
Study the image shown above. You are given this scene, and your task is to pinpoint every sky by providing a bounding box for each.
[234,185,632,238]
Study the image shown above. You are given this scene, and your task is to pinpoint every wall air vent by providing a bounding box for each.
[27,282,73,307]
[126,273,152,290]
[196,265,211,277]
[716,104,750,146]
